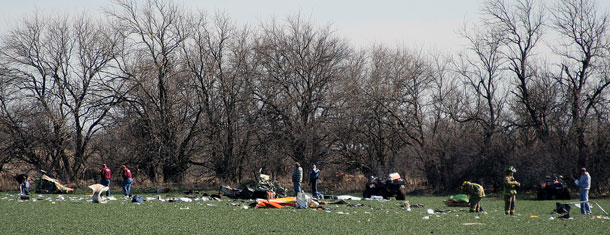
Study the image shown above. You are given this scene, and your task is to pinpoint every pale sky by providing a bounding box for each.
[0,0,488,52]
[1,0,608,53]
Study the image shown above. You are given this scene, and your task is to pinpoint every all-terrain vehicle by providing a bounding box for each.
[537,175,571,200]
[363,173,407,200]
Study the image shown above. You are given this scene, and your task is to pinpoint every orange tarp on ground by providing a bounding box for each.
[256,197,296,208]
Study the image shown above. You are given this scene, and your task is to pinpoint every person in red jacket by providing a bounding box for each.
[121,165,133,198]
[100,164,111,197]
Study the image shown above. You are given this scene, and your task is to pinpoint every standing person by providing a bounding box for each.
[121,165,133,198]
[503,166,520,215]
[462,181,485,213]
[575,168,591,214]
[292,162,303,196]
[19,175,31,196]
[309,164,320,198]
[100,164,111,197]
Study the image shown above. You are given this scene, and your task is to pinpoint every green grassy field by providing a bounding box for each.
[0,192,608,234]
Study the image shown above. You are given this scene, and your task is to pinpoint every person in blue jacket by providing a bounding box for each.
[575,168,591,214]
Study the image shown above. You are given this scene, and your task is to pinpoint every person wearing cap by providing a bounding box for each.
[575,168,591,214]
[121,165,133,198]
[462,181,485,213]
[100,164,111,197]
[292,162,303,196]
[503,166,520,215]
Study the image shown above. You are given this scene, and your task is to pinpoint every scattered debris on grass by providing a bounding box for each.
[336,195,361,201]
[220,172,287,200]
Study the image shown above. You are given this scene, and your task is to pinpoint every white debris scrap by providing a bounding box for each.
[88,184,109,203]
[178,197,192,202]
[336,195,362,201]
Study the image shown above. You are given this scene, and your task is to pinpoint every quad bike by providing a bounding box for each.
[363,173,407,200]
[537,175,571,200]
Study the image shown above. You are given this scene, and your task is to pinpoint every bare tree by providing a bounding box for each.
[333,46,406,176]
[483,0,549,140]
[552,0,610,168]
[455,21,510,186]
[253,16,350,170]
[108,0,198,182]
[0,65,17,172]
[422,53,466,190]
[0,14,120,181]
[331,45,433,181]
[181,12,259,182]
[371,46,431,176]
[457,26,507,146]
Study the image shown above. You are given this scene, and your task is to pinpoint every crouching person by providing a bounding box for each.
[462,181,485,213]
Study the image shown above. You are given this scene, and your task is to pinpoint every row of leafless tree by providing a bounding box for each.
[0,0,609,192]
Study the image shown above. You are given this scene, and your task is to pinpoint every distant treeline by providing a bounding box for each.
[0,0,609,193]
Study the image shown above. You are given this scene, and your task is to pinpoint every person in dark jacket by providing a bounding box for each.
[309,164,320,198]
[292,162,303,196]
[19,175,31,196]
[100,164,111,197]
